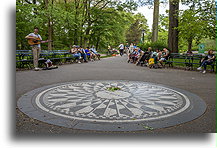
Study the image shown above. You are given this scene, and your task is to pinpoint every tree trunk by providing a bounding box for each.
[73,0,79,45]
[96,36,100,51]
[84,0,91,48]
[168,0,179,53]
[45,0,52,50]
[187,38,193,51]
[151,0,159,43]
[48,18,53,50]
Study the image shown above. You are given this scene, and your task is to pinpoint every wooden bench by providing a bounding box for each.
[165,53,216,72]
[16,50,75,68]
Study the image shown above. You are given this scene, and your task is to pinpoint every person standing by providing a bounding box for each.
[107,45,112,54]
[133,43,137,49]
[129,43,134,54]
[125,43,130,55]
[118,43,124,56]
[25,27,49,71]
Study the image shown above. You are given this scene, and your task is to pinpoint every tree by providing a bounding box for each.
[45,0,53,50]
[16,0,137,50]
[137,0,167,43]
[126,13,149,44]
[178,10,204,50]
[158,13,169,44]
[168,0,179,53]
[151,0,160,42]
[178,0,216,50]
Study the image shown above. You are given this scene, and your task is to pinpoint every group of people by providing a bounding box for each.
[69,45,100,64]
[25,27,100,71]
[122,43,215,73]
[117,43,137,56]
[26,27,215,73]
[126,44,170,68]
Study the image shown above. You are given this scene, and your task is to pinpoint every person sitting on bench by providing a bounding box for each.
[90,45,100,60]
[78,46,88,63]
[197,49,216,74]
[85,47,94,61]
[158,48,170,67]
[69,45,82,63]
[149,49,160,68]
[129,48,140,64]
[136,47,152,66]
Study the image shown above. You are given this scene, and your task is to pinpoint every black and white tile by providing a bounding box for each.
[17,80,206,131]
[35,81,190,122]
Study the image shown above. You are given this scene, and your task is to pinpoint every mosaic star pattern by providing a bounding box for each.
[36,81,190,122]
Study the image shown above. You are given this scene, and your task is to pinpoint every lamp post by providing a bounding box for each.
[142,29,145,43]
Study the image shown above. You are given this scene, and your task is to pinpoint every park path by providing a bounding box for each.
[16,55,216,134]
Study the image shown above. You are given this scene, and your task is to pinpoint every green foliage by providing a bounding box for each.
[179,38,216,53]
[16,0,141,50]
[157,14,169,44]
[107,87,121,92]
[178,0,216,50]
[16,0,215,53]
[126,13,149,44]
[138,41,167,51]
[159,14,169,31]
[137,0,168,7]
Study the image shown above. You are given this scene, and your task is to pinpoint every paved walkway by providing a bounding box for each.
[16,55,216,134]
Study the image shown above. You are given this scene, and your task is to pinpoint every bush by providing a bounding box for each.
[138,41,168,51]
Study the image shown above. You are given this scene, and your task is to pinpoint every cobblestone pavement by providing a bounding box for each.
[16,55,216,135]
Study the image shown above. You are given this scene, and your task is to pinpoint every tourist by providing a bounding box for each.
[78,46,88,63]
[159,48,170,66]
[186,49,193,55]
[90,45,100,60]
[149,49,160,68]
[25,27,50,71]
[129,43,134,54]
[118,43,124,56]
[135,47,145,65]
[125,43,130,55]
[142,47,153,66]
[128,47,140,64]
[197,49,216,74]
[85,47,94,61]
[69,45,82,63]
[127,43,135,62]
[108,45,112,54]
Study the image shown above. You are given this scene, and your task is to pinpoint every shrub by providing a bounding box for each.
[138,41,168,51]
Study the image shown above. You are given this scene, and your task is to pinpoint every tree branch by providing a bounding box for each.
[24,0,32,4]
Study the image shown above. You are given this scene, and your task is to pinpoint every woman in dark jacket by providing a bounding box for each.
[197,49,215,73]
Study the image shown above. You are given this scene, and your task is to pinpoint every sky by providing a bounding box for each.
[135,2,189,29]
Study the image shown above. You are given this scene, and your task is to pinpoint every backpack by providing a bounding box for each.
[148,58,154,65]
[45,59,53,68]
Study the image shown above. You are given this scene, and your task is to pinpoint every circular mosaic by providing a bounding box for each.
[17,80,206,131]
